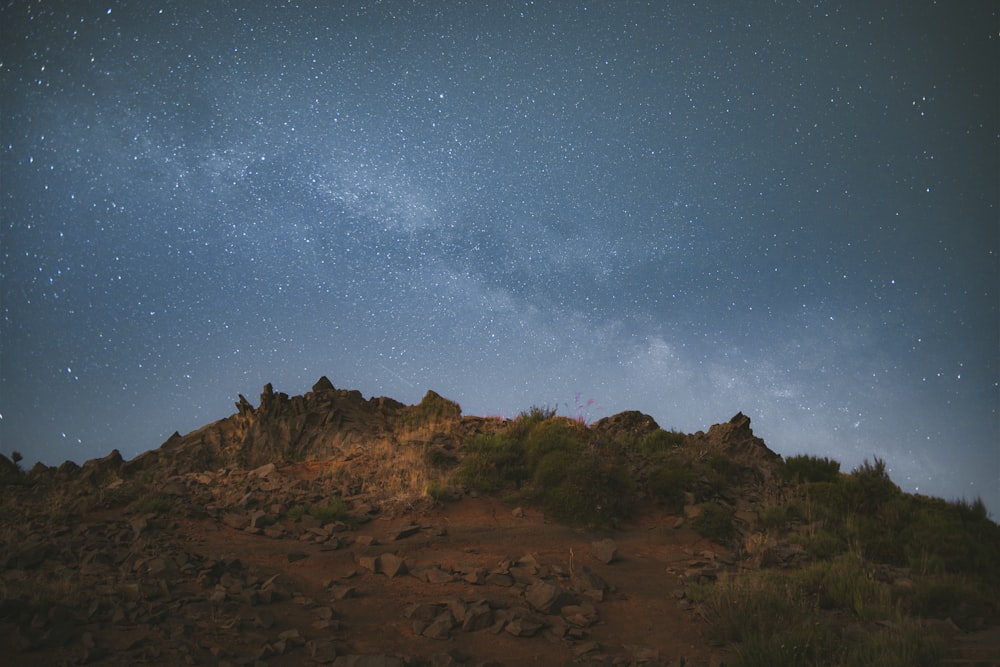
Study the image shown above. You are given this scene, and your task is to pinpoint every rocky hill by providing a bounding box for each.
[1,378,997,666]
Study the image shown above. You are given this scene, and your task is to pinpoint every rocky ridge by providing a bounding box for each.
[3,378,989,666]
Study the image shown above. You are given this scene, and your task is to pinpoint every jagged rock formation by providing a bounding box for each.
[689,411,781,472]
[122,377,468,475]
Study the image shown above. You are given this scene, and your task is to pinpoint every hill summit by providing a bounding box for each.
[1,378,997,666]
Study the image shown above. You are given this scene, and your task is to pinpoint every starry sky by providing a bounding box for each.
[2,2,997,513]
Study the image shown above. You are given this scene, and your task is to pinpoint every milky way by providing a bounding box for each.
[2,2,997,513]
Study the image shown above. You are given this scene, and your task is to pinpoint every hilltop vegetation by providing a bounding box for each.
[446,409,999,666]
[1,382,997,666]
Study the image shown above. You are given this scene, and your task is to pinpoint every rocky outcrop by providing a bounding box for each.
[591,410,660,441]
[119,377,470,475]
[689,412,780,468]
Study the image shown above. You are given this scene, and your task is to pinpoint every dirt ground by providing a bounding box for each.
[5,456,997,666]
[172,492,732,666]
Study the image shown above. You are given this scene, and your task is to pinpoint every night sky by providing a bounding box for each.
[2,2,997,513]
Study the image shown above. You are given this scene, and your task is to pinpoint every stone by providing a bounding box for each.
[525,581,576,615]
[422,612,455,640]
[572,640,601,656]
[386,520,421,541]
[359,555,380,573]
[461,602,493,632]
[307,638,339,662]
[505,613,545,637]
[590,539,618,564]
[484,573,513,587]
[416,566,455,584]
[561,602,599,628]
[329,585,358,600]
[405,603,444,623]
[571,565,609,602]
[379,553,407,578]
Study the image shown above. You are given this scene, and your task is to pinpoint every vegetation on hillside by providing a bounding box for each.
[4,405,997,666]
[452,414,999,666]
[455,407,635,527]
[707,454,1000,666]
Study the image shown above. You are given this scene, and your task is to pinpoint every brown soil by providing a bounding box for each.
[170,493,730,666]
[4,454,997,666]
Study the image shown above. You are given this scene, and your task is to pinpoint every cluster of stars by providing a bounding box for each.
[1,1,997,513]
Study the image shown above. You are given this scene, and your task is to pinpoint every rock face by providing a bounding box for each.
[591,410,660,440]
[121,377,468,474]
[688,412,780,468]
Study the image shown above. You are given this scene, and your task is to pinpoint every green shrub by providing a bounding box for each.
[795,555,891,620]
[131,493,173,515]
[708,454,740,483]
[701,571,814,646]
[953,496,989,522]
[789,526,846,559]
[456,413,634,527]
[648,460,694,512]
[424,480,449,501]
[837,619,945,667]
[759,504,789,530]
[800,481,848,524]
[844,457,900,515]
[455,433,526,493]
[639,429,686,454]
[524,418,585,468]
[532,449,576,489]
[904,496,1000,578]
[692,501,736,544]
[424,447,458,469]
[530,445,634,527]
[778,454,841,484]
[702,568,947,667]
[310,497,351,525]
[506,405,557,440]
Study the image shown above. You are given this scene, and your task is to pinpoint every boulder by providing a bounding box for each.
[380,553,408,578]
[504,612,546,637]
[525,581,576,614]
[591,538,618,564]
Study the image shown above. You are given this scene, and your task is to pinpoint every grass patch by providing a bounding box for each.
[310,497,351,525]
[759,504,789,530]
[692,501,736,544]
[130,493,173,515]
[424,480,450,501]
[639,428,686,454]
[777,454,841,484]
[699,564,948,667]
[400,391,462,427]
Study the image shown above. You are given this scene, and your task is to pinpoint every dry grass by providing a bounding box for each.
[350,438,451,509]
